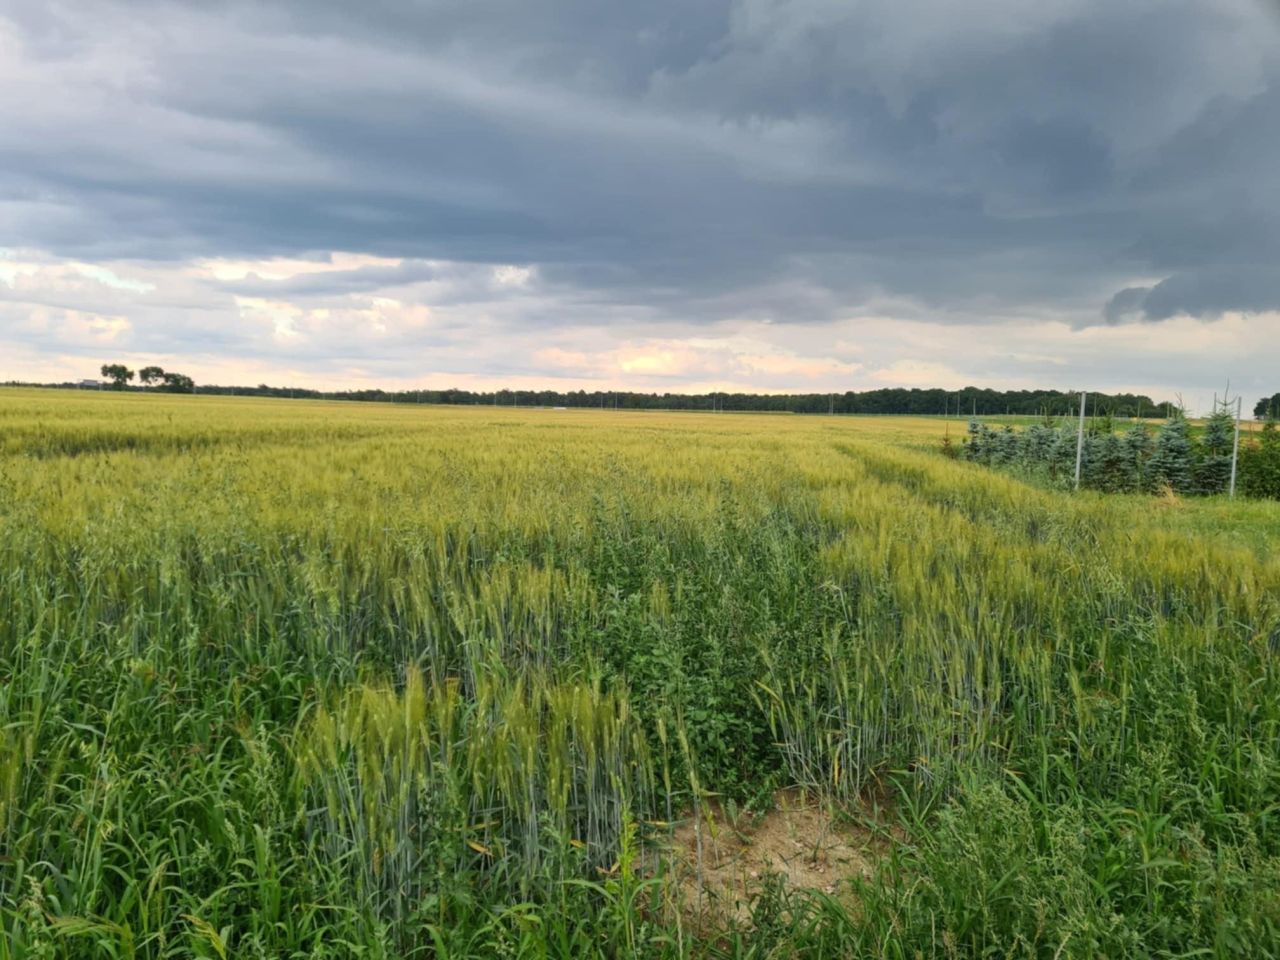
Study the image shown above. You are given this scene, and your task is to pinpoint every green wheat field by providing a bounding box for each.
[3,387,1280,958]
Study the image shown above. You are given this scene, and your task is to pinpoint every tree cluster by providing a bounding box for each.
[959,403,1275,498]
[99,364,195,393]
[99,363,134,388]
[1254,393,1280,420]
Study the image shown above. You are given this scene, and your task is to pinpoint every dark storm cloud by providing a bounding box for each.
[1106,267,1280,323]
[1,0,1278,331]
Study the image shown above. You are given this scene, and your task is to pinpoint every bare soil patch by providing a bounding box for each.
[665,789,890,921]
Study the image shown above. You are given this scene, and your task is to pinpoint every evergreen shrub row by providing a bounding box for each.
[954,408,1280,498]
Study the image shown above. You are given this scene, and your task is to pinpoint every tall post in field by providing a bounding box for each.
[1074,390,1087,491]
[1230,395,1242,498]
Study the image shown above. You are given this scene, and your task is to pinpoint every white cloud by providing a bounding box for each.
[1,246,1276,413]
[198,253,402,283]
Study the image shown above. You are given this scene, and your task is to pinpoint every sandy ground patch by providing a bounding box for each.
[665,789,888,921]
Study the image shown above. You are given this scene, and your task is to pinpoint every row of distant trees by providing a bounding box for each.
[147,383,1169,417]
[99,364,195,393]
[957,405,1280,499]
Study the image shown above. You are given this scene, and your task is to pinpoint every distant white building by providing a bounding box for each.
[78,379,103,389]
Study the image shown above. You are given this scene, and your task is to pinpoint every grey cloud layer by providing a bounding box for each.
[1,0,1279,359]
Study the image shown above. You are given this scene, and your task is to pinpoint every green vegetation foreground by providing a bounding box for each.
[2,389,1279,958]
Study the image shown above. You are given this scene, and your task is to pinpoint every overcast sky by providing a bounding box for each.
[2,1,1278,409]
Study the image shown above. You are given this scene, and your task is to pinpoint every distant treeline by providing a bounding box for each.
[143,384,1168,417]
[2,378,1180,416]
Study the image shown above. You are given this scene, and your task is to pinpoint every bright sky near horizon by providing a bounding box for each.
[2,1,1279,413]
